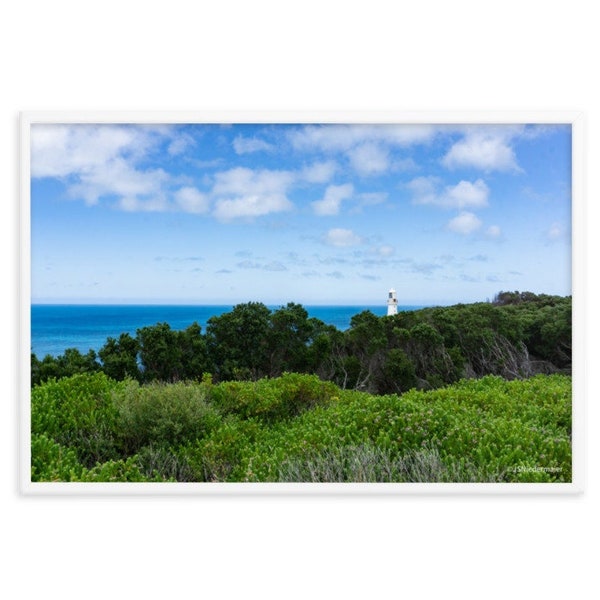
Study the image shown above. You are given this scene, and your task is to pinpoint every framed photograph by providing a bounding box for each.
[20,111,584,494]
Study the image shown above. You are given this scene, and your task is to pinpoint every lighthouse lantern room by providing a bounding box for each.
[387,288,398,316]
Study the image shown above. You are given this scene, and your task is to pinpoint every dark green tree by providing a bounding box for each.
[31,348,101,387]
[378,348,418,393]
[267,302,313,376]
[328,310,388,391]
[99,333,141,381]
[31,353,60,386]
[137,322,184,382]
[178,322,212,380]
[206,302,272,381]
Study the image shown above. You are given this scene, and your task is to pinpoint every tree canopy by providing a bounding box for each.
[31,292,572,394]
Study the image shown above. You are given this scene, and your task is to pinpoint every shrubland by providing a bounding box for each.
[30,371,572,483]
[30,293,572,484]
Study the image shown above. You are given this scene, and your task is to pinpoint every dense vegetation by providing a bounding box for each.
[31,371,572,483]
[31,292,572,394]
[30,292,572,483]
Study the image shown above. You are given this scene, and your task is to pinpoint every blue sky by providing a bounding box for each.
[30,122,572,305]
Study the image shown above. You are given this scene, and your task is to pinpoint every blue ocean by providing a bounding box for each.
[30,304,424,358]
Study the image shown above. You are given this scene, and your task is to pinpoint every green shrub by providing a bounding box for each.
[31,432,170,483]
[31,433,85,482]
[31,372,123,468]
[182,417,265,482]
[31,371,572,483]
[208,372,338,422]
[80,456,169,482]
[113,380,222,454]
[219,375,572,483]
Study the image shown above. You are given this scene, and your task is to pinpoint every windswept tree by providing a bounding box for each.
[178,322,212,380]
[136,322,210,382]
[99,333,141,381]
[137,322,183,382]
[31,348,101,386]
[267,302,313,377]
[206,302,272,381]
[326,310,388,392]
[31,291,572,388]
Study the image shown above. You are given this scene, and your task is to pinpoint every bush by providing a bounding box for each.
[30,371,572,483]
[212,375,572,483]
[113,380,222,454]
[30,433,170,482]
[207,372,338,422]
[31,372,122,468]
[182,417,265,482]
[31,434,85,482]
[80,456,169,482]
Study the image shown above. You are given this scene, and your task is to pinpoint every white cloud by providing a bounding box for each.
[168,133,196,156]
[323,228,363,247]
[300,160,338,183]
[442,128,522,172]
[375,245,395,257]
[69,158,170,207]
[211,167,295,220]
[31,124,147,178]
[212,167,294,197]
[214,194,293,220]
[486,225,502,238]
[347,143,389,176]
[30,124,428,218]
[288,124,434,177]
[444,179,489,209]
[233,136,274,154]
[288,124,436,152]
[30,124,202,214]
[447,211,482,235]
[174,187,210,214]
[409,177,489,209]
[312,183,354,216]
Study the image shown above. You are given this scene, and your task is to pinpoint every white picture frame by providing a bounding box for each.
[20,110,585,495]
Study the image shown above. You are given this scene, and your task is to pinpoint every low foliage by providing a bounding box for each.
[31,372,123,468]
[207,372,339,422]
[276,444,497,483]
[192,375,571,483]
[113,380,221,455]
[30,371,571,483]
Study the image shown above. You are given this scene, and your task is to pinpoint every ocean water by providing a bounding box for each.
[30,304,423,358]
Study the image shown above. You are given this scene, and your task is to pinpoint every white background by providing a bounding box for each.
[1,2,597,598]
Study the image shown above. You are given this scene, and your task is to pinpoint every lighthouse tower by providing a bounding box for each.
[387,288,398,316]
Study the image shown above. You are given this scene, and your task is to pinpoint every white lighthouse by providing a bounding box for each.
[387,288,398,316]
